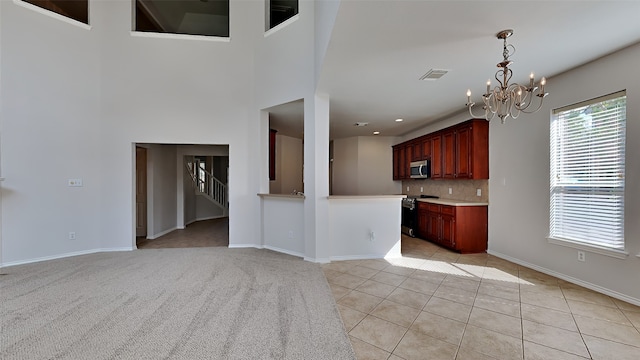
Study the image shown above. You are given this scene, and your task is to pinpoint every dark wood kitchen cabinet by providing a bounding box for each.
[421,137,431,161]
[454,120,489,179]
[416,201,488,253]
[392,118,488,181]
[430,135,443,178]
[410,140,422,162]
[442,129,456,179]
[393,143,410,180]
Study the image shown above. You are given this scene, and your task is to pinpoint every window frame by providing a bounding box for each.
[131,0,231,40]
[14,0,91,29]
[548,90,628,259]
[265,0,299,33]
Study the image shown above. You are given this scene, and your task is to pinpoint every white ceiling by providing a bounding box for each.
[269,0,640,140]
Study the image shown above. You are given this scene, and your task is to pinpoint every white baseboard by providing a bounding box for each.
[263,245,304,259]
[304,257,331,264]
[0,247,134,268]
[228,244,262,249]
[330,254,387,261]
[488,250,640,307]
[147,227,177,240]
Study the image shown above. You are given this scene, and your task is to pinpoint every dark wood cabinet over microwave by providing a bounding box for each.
[392,119,488,180]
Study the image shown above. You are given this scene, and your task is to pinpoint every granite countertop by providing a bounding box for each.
[416,198,488,206]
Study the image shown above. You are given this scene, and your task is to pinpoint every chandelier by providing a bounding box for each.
[466,29,548,123]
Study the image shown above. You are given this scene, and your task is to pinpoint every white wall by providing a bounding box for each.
[332,136,401,195]
[329,197,402,260]
[0,0,333,265]
[0,0,300,264]
[261,197,305,257]
[194,195,224,221]
[1,2,102,263]
[148,144,177,238]
[270,134,303,194]
[357,136,400,195]
[487,43,640,304]
[332,137,359,195]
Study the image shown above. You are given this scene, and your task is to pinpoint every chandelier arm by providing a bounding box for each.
[467,104,488,120]
[519,97,545,114]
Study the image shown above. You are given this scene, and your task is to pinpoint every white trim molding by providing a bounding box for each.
[0,247,134,268]
[547,237,628,259]
[131,31,230,43]
[488,250,640,307]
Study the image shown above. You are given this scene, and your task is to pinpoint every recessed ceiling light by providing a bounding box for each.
[373,131,380,135]
[395,118,404,122]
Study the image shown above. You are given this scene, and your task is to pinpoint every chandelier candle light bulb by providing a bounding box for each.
[466,29,549,123]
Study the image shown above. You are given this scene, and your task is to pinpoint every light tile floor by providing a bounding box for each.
[323,235,640,360]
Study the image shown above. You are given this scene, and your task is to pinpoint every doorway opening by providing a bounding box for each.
[134,143,229,249]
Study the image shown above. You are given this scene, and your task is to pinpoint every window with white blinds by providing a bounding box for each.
[550,91,626,250]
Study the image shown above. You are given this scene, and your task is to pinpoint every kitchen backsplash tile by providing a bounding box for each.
[402,179,489,202]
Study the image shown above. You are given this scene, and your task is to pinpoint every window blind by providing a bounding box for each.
[550,91,626,250]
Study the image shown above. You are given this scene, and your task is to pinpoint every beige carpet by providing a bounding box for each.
[0,247,355,359]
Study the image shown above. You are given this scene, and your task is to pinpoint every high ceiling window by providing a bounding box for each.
[550,91,626,252]
[268,0,298,30]
[22,0,88,24]
[135,0,229,37]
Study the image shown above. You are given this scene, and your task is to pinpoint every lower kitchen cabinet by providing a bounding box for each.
[417,202,488,253]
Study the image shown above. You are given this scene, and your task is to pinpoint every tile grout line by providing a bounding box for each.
[560,284,594,359]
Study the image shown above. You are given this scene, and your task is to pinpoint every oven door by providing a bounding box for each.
[401,202,418,237]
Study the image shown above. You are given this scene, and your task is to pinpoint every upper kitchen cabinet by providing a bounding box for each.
[455,119,488,179]
[392,119,489,181]
[430,119,488,180]
[410,140,422,162]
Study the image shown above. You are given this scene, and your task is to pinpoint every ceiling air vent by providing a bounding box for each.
[354,122,369,127]
[419,69,448,81]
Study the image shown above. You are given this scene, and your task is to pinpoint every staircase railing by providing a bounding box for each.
[185,158,228,210]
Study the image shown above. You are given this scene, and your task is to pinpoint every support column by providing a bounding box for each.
[303,93,330,262]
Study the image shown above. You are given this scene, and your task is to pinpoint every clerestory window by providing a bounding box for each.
[21,0,88,24]
[267,0,298,30]
[135,0,229,38]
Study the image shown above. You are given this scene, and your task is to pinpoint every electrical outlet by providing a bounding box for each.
[420,186,423,193]
[448,187,452,195]
[69,232,76,240]
[288,231,294,239]
[68,179,83,187]
[476,188,482,197]
[370,231,375,242]
[406,186,409,192]
[577,251,585,262]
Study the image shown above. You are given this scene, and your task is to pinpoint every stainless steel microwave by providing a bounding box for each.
[409,160,430,179]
